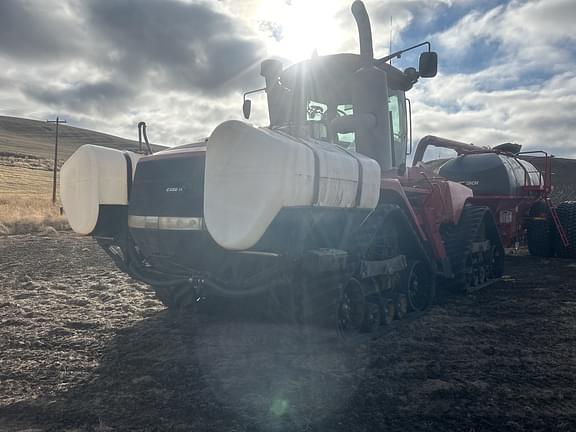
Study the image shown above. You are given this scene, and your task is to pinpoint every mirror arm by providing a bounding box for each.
[243,87,266,103]
[376,41,431,65]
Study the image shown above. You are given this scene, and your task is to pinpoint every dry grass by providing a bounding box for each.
[0,115,165,236]
[0,161,68,235]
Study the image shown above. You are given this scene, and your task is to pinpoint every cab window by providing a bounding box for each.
[306,100,329,141]
[336,104,355,152]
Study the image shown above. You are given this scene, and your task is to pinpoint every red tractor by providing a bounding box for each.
[412,136,576,258]
[60,1,505,333]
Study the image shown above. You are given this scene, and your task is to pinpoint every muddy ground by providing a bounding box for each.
[1,232,576,432]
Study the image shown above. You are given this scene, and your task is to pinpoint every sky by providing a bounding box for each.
[0,0,575,157]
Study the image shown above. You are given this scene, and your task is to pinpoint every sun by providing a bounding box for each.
[256,0,352,63]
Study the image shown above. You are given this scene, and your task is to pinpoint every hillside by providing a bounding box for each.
[529,156,576,203]
[0,116,164,161]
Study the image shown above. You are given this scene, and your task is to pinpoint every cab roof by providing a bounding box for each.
[280,53,413,97]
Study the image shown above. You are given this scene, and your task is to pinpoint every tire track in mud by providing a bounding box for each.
[1,233,576,431]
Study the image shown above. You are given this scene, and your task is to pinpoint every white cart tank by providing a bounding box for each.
[204,120,381,250]
[60,145,141,235]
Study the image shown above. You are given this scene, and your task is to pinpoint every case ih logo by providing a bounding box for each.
[165,186,184,193]
[460,180,480,186]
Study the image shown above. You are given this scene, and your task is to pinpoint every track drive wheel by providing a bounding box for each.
[527,201,554,257]
[404,261,435,312]
[555,201,576,258]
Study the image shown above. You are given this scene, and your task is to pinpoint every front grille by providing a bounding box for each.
[129,151,206,217]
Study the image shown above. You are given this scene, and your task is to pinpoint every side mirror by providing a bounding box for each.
[242,99,252,120]
[419,51,438,78]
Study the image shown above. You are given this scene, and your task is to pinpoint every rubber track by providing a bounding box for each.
[152,204,433,329]
[299,204,431,329]
[442,205,493,292]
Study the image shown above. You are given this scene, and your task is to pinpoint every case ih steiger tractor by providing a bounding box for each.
[412,136,576,259]
[60,1,505,333]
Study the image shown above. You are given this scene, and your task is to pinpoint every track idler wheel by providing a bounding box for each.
[404,261,435,312]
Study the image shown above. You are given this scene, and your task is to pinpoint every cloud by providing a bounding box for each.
[82,0,265,95]
[0,0,83,61]
[401,0,576,158]
[23,81,134,116]
[0,0,574,159]
[437,0,576,72]
[411,70,576,157]
[0,0,268,143]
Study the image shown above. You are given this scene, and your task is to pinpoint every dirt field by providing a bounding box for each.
[1,232,576,432]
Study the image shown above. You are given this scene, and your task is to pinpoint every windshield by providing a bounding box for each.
[305,91,407,161]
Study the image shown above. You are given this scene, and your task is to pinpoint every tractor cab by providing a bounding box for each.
[261,54,414,172]
[243,1,437,172]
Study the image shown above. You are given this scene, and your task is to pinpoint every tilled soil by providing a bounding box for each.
[1,232,576,431]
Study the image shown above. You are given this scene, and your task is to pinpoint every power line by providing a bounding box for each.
[46,117,67,204]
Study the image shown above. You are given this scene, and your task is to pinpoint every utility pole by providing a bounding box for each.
[47,117,67,204]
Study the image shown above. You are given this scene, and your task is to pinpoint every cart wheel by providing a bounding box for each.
[527,201,554,257]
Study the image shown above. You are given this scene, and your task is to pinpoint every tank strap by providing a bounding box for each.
[276,130,321,205]
[123,152,133,201]
[333,145,364,208]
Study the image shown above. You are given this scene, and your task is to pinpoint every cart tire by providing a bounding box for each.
[555,201,576,258]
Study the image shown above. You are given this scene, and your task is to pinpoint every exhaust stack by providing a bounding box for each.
[351,1,374,65]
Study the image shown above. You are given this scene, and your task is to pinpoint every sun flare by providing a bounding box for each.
[256,0,351,62]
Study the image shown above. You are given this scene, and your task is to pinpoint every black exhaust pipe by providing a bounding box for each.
[351,0,374,65]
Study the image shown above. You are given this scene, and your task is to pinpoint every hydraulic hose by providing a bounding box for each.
[138,121,153,155]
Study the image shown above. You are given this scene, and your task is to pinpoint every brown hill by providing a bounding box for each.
[0,116,164,161]
[527,156,576,203]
